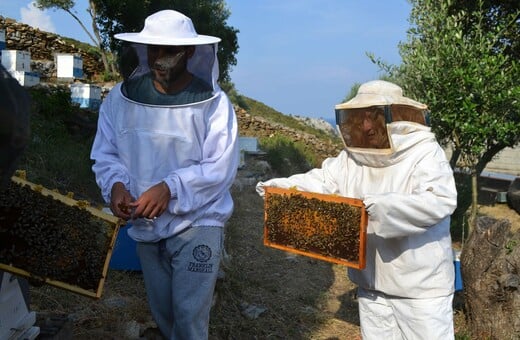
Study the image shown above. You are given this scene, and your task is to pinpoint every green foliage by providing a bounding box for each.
[447,0,520,61]
[259,134,314,177]
[370,0,520,230]
[505,239,517,254]
[396,0,520,171]
[221,82,250,111]
[35,0,74,10]
[102,70,117,82]
[18,88,102,203]
[29,86,74,119]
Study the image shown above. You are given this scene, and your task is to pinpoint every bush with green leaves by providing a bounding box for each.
[370,0,520,231]
[259,134,316,177]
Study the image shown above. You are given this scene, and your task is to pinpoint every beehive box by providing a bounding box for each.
[9,70,40,87]
[70,83,102,110]
[56,53,83,79]
[0,174,122,299]
[263,186,367,269]
[1,50,31,72]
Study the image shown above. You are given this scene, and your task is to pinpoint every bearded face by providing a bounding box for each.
[147,45,191,92]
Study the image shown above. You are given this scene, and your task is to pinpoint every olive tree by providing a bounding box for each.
[371,0,520,230]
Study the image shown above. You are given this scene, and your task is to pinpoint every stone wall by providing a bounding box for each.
[236,107,343,163]
[0,16,104,79]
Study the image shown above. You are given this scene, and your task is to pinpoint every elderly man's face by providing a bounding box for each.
[147,45,193,91]
[340,107,390,149]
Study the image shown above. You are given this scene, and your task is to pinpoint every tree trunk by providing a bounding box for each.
[64,8,110,74]
[468,171,478,230]
[86,1,111,75]
[460,216,520,339]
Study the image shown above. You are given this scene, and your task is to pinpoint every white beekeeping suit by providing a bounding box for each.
[90,10,238,339]
[91,11,239,242]
[257,80,457,339]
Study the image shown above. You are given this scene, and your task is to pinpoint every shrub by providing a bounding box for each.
[259,134,315,177]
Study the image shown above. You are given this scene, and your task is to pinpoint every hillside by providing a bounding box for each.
[17,91,518,338]
[1,15,342,180]
[235,98,342,164]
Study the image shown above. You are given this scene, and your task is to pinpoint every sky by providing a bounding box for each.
[0,0,412,121]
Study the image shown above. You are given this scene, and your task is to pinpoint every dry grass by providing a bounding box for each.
[478,203,520,232]
[28,178,519,339]
[30,270,154,339]
[210,185,361,339]
[30,181,363,339]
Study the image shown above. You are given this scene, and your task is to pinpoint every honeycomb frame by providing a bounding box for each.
[0,175,123,299]
[263,186,367,269]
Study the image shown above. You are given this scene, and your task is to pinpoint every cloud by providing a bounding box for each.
[20,2,56,33]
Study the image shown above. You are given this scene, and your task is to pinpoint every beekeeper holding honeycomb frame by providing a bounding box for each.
[257,80,457,339]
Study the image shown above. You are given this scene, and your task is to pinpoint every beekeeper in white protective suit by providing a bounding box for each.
[90,10,239,340]
[256,80,458,339]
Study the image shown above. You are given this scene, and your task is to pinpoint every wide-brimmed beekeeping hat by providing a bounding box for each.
[335,80,427,110]
[114,9,221,46]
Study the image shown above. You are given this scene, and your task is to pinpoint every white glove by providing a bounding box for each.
[256,181,266,197]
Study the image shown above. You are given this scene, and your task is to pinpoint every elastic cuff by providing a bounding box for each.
[163,177,176,198]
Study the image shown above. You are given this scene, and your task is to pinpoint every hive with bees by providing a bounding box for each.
[263,186,367,269]
[0,173,122,299]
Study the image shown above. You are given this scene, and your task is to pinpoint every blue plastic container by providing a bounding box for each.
[453,249,463,291]
[109,224,141,271]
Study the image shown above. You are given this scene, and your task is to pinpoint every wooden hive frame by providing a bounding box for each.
[263,186,367,269]
[0,174,123,299]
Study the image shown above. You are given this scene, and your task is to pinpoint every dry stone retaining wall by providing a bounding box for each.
[0,16,103,79]
[235,107,343,163]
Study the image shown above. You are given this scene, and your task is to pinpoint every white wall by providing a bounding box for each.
[484,147,520,176]
[444,145,520,177]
